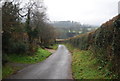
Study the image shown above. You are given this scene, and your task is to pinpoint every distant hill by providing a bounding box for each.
[51,21,81,28]
[50,21,98,39]
[51,21,98,28]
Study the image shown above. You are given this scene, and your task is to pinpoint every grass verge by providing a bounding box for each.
[65,44,112,79]
[7,48,51,64]
[2,65,22,78]
[50,44,59,50]
[2,48,51,78]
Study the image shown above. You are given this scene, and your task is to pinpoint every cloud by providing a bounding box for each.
[44,0,120,26]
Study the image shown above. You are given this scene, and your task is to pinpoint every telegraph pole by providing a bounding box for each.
[118,1,120,14]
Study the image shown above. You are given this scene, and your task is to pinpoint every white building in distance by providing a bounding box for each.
[118,1,120,14]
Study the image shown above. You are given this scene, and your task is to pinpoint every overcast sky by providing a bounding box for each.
[44,0,120,26]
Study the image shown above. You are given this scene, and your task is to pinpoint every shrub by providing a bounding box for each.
[2,54,8,65]
[9,41,29,54]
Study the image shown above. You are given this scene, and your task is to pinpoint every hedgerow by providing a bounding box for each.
[65,15,120,78]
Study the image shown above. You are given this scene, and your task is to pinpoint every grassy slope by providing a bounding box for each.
[2,65,21,79]
[7,48,51,63]
[2,48,51,78]
[65,44,111,79]
[50,44,59,50]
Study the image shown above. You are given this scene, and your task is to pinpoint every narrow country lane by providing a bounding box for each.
[8,45,72,79]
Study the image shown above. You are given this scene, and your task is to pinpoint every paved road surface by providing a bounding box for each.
[8,45,72,79]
